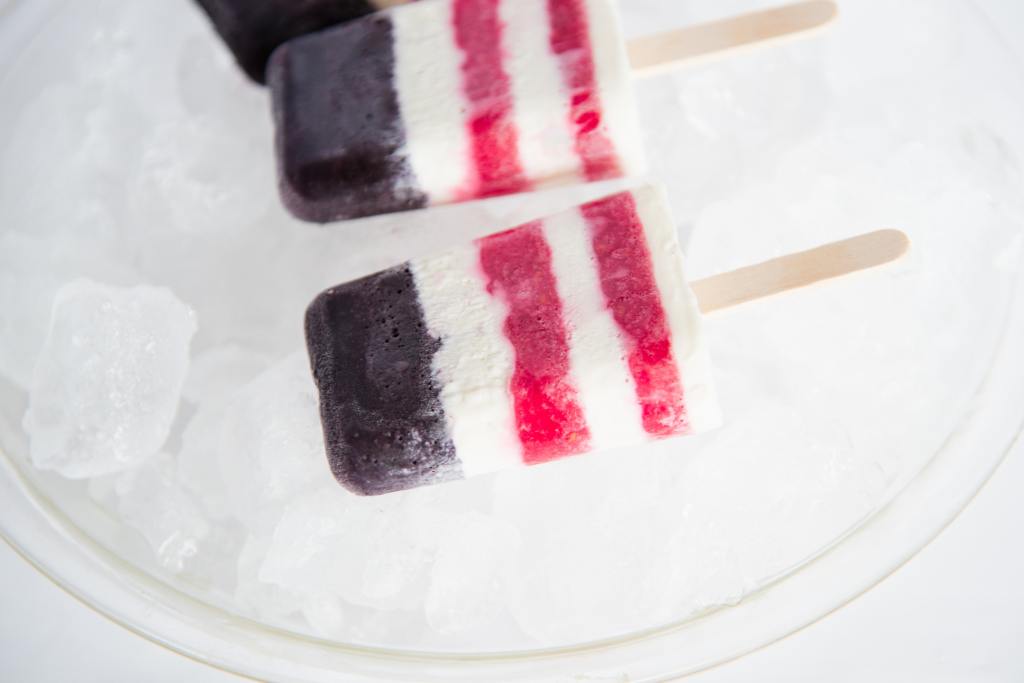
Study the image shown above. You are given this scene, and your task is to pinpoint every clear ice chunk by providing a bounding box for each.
[216,352,331,522]
[24,280,196,478]
[116,452,211,574]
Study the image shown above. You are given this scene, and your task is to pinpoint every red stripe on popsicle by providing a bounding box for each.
[547,0,622,181]
[452,0,529,198]
[581,193,690,436]
[478,223,591,464]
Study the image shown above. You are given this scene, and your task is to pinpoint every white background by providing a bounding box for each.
[3,1,1024,681]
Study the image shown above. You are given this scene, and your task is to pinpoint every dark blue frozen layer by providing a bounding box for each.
[305,264,462,495]
[268,15,428,223]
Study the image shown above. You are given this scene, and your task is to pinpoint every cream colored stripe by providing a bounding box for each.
[543,208,648,450]
[391,1,473,205]
[411,246,522,476]
[500,0,583,188]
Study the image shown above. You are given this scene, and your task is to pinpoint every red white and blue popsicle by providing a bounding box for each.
[266,0,839,223]
[305,186,720,495]
[269,0,645,222]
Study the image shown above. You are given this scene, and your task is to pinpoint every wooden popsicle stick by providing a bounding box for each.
[628,0,838,79]
[692,229,910,315]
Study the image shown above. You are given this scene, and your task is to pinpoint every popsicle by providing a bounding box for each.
[305,185,909,496]
[267,0,838,223]
[306,186,717,495]
[198,0,835,86]
[194,0,410,84]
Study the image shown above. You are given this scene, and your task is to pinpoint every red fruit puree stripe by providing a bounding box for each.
[547,0,621,181]
[581,193,689,436]
[452,0,529,198]
[478,223,591,464]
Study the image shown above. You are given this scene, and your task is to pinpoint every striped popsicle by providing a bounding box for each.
[199,0,837,86]
[269,0,646,222]
[305,186,719,495]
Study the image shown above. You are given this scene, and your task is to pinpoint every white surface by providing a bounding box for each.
[2,0,1024,680]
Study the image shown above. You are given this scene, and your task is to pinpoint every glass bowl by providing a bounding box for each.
[2,0,1023,680]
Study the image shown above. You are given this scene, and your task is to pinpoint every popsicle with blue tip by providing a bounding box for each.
[304,184,907,495]
[261,0,837,221]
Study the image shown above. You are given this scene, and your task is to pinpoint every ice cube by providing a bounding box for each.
[0,219,137,389]
[115,452,210,574]
[24,280,196,478]
[178,519,246,593]
[235,532,303,624]
[86,472,121,512]
[182,343,273,406]
[424,512,520,636]
[177,406,233,520]
[216,352,331,522]
[178,349,314,524]
[494,454,688,644]
[260,486,440,612]
[126,115,274,240]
